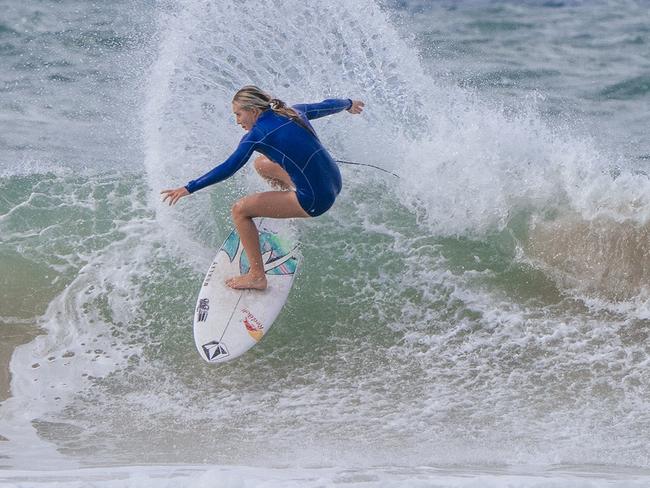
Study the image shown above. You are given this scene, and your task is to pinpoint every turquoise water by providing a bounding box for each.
[1,1,649,486]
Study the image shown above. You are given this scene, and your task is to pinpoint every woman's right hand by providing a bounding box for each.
[160,186,190,206]
[347,100,365,114]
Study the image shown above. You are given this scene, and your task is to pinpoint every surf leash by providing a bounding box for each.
[334,159,400,178]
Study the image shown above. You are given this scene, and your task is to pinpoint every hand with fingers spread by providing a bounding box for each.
[161,186,189,206]
[347,100,365,114]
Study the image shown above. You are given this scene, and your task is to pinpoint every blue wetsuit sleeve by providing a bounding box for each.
[292,99,353,120]
[185,132,258,194]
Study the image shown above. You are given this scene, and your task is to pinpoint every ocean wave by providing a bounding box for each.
[599,74,650,100]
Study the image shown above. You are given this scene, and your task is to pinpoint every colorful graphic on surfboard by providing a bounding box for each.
[192,218,300,363]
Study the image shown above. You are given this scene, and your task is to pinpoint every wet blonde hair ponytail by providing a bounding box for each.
[233,85,315,136]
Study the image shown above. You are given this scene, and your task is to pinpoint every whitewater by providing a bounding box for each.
[0,0,649,486]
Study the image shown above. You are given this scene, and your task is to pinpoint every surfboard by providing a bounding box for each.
[192,218,300,363]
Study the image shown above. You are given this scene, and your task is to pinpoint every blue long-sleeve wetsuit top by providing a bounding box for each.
[185,98,353,217]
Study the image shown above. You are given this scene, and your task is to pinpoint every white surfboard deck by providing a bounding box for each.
[193,218,300,363]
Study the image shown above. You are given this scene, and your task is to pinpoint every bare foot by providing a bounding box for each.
[225,273,267,290]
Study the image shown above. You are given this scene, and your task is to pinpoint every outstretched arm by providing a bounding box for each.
[293,99,365,120]
[161,132,258,205]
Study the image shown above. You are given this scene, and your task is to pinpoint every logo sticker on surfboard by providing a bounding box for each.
[241,308,264,342]
[202,340,229,361]
[196,298,210,322]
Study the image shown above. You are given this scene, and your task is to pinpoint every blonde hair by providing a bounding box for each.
[233,85,315,136]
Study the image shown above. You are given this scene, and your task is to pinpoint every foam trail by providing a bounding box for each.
[0,171,159,468]
[1,464,650,488]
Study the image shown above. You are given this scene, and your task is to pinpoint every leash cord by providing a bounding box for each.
[334,159,400,178]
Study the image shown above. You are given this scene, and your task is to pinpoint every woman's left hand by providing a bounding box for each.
[161,186,190,205]
[348,100,365,114]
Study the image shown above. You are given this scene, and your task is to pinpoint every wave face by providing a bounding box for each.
[1,0,649,484]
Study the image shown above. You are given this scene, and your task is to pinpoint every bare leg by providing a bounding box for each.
[228,190,309,290]
[254,155,294,191]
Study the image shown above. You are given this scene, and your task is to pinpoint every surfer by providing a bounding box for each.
[161,85,364,290]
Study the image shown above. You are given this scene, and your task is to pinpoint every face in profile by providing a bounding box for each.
[232,102,259,131]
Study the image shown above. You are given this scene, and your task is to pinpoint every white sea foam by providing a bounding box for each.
[1,228,156,467]
[1,464,650,488]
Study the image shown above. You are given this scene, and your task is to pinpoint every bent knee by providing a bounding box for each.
[231,198,250,220]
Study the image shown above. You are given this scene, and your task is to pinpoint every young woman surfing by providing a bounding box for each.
[161,85,364,290]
